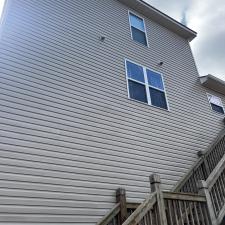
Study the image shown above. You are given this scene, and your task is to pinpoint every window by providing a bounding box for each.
[0,0,5,21]
[125,60,168,110]
[128,12,148,46]
[207,94,224,114]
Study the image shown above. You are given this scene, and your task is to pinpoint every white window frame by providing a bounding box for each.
[128,10,149,47]
[0,0,8,39]
[0,0,6,21]
[125,59,169,111]
[207,93,225,115]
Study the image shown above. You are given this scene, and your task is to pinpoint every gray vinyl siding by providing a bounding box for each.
[0,0,224,223]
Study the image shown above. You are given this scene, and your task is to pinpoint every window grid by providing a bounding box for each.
[128,11,148,47]
[207,93,225,115]
[125,59,169,110]
[143,68,152,105]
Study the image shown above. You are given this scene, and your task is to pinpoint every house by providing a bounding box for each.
[0,0,225,224]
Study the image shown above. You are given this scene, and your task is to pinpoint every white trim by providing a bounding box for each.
[143,67,151,105]
[127,97,170,112]
[128,10,149,47]
[125,59,169,111]
[206,93,225,115]
[128,77,145,85]
[124,60,130,100]
[149,85,164,92]
[161,71,170,111]
[0,0,9,39]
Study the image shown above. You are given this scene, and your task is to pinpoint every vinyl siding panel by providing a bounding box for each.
[0,0,225,224]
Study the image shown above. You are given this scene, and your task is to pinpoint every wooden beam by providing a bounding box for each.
[163,191,206,202]
[122,193,157,225]
[206,153,225,190]
[150,174,168,225]
[198,180,217,225]
[116,188,127,225]
[126,203,140,209]
[96,203,120,225]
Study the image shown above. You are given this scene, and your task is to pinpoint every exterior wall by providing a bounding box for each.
[0,0,224,223]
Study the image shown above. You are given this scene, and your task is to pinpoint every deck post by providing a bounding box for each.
[150,174,168,225]
[116,188,127,225]
[198,180,217,225]
[197,151,211,177]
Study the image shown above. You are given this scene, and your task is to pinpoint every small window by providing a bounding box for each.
[0,0,5,20]
[129,12,148,46]
[207,94,224,114]
[126,60,168,110]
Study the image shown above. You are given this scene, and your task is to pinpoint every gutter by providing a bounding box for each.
[200,75,225,96]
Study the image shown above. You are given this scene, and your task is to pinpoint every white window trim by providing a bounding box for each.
[0,0,8,39]
[125,59,169,111]
[207,93,225,115]
[128,10,149,47]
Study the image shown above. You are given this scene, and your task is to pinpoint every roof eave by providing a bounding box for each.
[200,75,225,96]
[117,0,197,41]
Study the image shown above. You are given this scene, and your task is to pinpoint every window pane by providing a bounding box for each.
[129,13,145,31]
[149,87,167,109]
[208,95,223,107]
[211,103,224,114]
[147,69,164,90]
[126,61,145,83]
[131,27,147,46]
[128,80,147,103]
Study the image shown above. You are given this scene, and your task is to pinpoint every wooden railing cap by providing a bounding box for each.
[197,180,208,189]
[116,188,126,196]
[197,150,205,157]
[149,174,161,184]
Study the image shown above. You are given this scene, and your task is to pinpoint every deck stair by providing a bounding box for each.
[97,128,225,225]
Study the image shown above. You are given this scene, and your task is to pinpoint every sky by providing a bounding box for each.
[144,0,225,81]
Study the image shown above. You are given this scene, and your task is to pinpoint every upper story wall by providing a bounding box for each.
[0,0,225,224]
[2,0,222,122]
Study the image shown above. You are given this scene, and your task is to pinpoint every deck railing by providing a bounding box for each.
[97,171,225,225]
[198,152,225,225]
[122,192,158,225]
[164,192,211,225]
[173,128,225,193]
[96,189,139,225]
[122,175,211,225]
[97,129,225,225]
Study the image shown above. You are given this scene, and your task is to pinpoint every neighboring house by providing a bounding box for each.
[0,0,225,224]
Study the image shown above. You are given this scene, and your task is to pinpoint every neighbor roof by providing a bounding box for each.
[118,0,197,41]
[200,75,225,96]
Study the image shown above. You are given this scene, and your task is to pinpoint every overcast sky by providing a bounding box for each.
[145,0,225,81]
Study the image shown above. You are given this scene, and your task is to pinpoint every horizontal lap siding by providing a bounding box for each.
[0,0,224,224]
